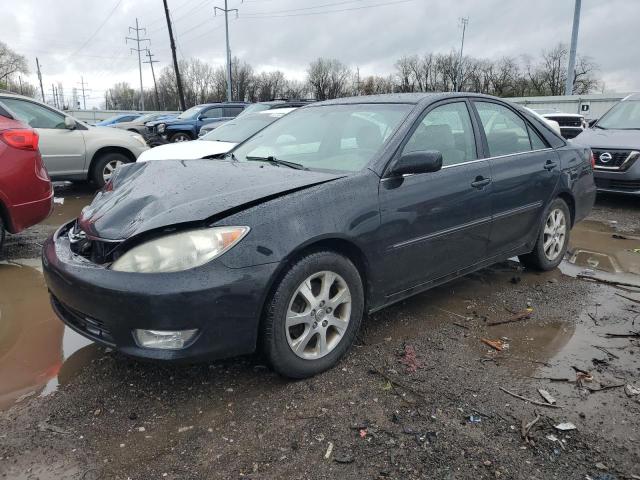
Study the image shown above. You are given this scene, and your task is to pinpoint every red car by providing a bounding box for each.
[0,114,53,251]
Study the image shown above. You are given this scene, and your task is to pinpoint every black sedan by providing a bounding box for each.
[43,93,596,378]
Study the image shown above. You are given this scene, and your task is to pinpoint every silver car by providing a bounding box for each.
[0,93,148,187]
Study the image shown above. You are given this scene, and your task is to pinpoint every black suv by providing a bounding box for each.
[573,93,640,196]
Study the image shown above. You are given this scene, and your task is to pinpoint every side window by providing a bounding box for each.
[117,115,137,123]
[528,126,548,150]
[202,108,223,119]
[475,102,532,157]
[1,98,66,129]
[224,107,243,117]
[402,101,477,167]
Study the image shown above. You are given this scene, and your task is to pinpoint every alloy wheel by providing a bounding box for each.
[173,134,190,142]
[543,208,566,261]
[285,271,352,360]
[102,159,124,183]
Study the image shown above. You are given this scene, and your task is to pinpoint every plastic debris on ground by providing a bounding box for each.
[538,389,556,405]
[399,344,422,373]
[554,422,577,431]
[481,338,509,351]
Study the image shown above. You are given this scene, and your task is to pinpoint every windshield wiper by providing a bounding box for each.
[246,155,307,170]
[593,125,606,130]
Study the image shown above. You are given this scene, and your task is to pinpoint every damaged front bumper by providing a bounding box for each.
[42,221,278,362]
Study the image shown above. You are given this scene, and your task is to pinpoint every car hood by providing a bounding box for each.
[572,128,640,150]
[77,160,345,240]
[137,140,236,162]
[147,117,192,127]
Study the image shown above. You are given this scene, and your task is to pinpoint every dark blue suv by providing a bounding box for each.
[146,102,247,142]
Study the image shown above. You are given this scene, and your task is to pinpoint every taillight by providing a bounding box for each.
[0,129,39,151]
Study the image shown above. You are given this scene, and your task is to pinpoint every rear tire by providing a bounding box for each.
[169,132,192,143]
[262,251,364,379]
[518,198,571,271]
[91,152,131,188]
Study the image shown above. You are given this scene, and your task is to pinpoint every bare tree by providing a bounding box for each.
[0,42,28,85]
[307,58,352,100]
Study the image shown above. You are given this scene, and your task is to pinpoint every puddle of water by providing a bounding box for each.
[42,193,93,227]
[567,220,640,275]
[0,260,98,411]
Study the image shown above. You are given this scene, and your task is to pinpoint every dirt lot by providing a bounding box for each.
[1,186,639,480]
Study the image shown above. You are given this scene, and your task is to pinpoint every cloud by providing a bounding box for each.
[6,0,638,107]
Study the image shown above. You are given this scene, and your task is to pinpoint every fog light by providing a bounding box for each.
[134,329,198,350]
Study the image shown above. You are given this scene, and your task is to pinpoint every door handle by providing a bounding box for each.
[471,176,491,189]
[544,160,558,171]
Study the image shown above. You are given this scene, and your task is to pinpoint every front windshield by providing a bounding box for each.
[201,114,281,143]
[176,106,204,120]
[136,113,156,122]
[597,100,640,129]
[231,103,412,173]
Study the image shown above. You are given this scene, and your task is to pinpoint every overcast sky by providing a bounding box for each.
[6,0,639,108]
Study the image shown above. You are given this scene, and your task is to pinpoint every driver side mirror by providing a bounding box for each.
[64,116,77,130]
[391,150,443,176]
[588,118,597,128]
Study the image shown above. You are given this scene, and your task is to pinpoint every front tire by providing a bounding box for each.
[519,198,570,271]
[262,251,364,379]
[169,132,192,143]
[91,152,131,188]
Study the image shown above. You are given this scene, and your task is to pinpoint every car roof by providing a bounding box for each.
[310,92,502,107]
[623,93,640,101]
[256,107,297,116]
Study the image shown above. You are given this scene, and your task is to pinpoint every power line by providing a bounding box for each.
[69,0,123,58]
[243,0,364,16]
[126,18,150,110]
[239,0,415,18]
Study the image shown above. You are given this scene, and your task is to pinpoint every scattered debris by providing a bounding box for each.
[538,389,556,405]
[499,387,562,408]
[592,346,620,359]
[586,383,625,394]
[578,275,640,290]
[359,429,367,439]
[53,197,65,205]
[614,293,640,305]
[399,344,422,373]
[487,309,532,327]
[625,384,640,397]
[604,331,640,338]
[481,338,508,351]
[178,426,193,433]
[595,462,608,471]
[333,453,354,464]
[324,442,334,460]
[612,234,628,240]
[467,415,482,424]
[554,422,577,431]
[37,420,71,435]
[436,307,472,321]
[521,414,540,444]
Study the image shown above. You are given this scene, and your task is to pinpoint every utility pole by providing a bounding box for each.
[126,18,150,110]
[78,76,88,109]
[456,17,469,92]
[143,50,162,110]
[36,57,45,102]
[18,76,23,95]
[163,0,186,110]
[214,0,239,102]
[355,67,361,95]
[51,84,58,108]
[565,0,582,96]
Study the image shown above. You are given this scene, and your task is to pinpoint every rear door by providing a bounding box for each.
[198,106,224,133]
[472,100,560,257]
[378,100,493,295]
[0,97,86,177]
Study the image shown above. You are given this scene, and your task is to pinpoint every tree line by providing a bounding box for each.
[0,40,601,112]
[105,42,601,110]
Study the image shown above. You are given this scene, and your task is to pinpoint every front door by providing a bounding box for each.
[472,101,560,256]
[0,97,86,177]
[378,100,492,296]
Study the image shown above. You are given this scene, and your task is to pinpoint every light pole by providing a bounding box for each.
[565,0,582,96]
[456,17,469,92]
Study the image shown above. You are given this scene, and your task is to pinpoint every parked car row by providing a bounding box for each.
[43,92,596,379]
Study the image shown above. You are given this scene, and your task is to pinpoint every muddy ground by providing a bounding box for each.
[0,185,639,480]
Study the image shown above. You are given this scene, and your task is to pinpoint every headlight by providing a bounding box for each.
[157,123,166,133]
[130,133,147,147]
[111,226,249,273]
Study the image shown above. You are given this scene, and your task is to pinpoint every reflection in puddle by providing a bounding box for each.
[42,192,93,227]
[567,220,640,275]
[0,260,98,411]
